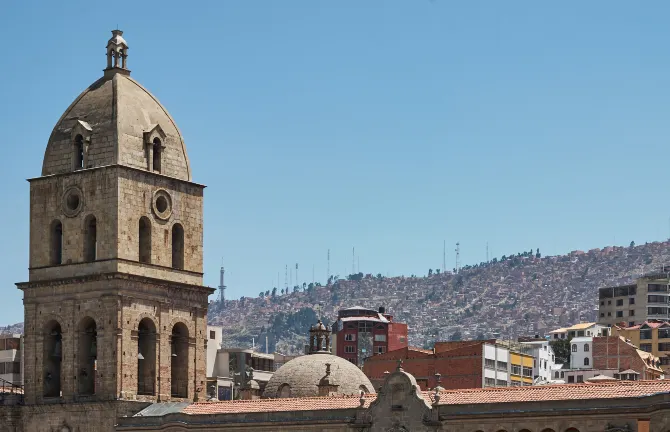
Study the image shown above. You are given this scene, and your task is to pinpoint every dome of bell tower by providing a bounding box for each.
[41,30,192,181]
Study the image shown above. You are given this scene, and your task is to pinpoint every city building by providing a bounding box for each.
[547,322,608,340]
[519,339,556,382]
[0,334,22,387]
[0,30,214,432]
[592,336,664,380]
[611,321,670,374]
[333,306,408,367]
[209,348,275,400]
[363,340,534,390]
[116,367,670,431]
[599,273,670,326]
[569,336,593,369]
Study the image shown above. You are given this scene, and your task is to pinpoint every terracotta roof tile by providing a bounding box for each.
[182,394,376,415]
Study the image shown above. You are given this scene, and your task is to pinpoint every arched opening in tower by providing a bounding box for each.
[43,321,62,398]
[138,217,152,264]
[74,134,84,170]
[137,318,156,396]
[77,317,97,395]
[50,220,63,266]
[170,322,189,398]
[171,223,184,270]
[83,214,97,262]
[152,138,162,173]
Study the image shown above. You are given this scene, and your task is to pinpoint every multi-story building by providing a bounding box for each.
[569,336,593,369]
[333,306,408,367]
[592,336,664,380]
[519,339,556,382]
[0,334,22,387]
[611,321,670,374]
[599,273,670,326]
[363,339,534,390]
[547,322,609,340]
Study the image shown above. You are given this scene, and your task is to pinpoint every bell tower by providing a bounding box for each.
[17,30,214,428]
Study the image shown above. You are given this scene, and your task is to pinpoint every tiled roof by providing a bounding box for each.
[430,380,670,405]
[181,381,670,415]
[183,395,376,415]
[548,328,567,334]
[567,322,597,331]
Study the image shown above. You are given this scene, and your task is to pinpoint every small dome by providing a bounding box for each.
[263,353,375,398]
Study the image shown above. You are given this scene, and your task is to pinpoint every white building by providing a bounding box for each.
[548,323,609,340]
[0,334,22,387]
[206,326,223,378]
[483,343,509,387]
[570,336,593,369]
[520,339,556,383]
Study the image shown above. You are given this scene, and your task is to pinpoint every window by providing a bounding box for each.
[278,384,291,398]
[567,375,574,383]
[629,310,635,316]
[616,299,624,306]
[554,371,559,379]
[77,317,97,395]
[376,346,386,354]
[138,318,156,395]
[607,300,611,305]
[50,220,63,266]
[607,312,611,317]
[616,311,623,318]
[583,358,589,366]
[661,357,670,366]
[171,223,184,270]
[485,359,496,369]
[209,331,216,340]
[571,344,577,352]
[138,217,151,264]
[583,344,589,352]
[511,380,521,386]
[345,346,355,353]
[658,343,670,351]
[600,313,604,318]
[83,215,97,262]
[484,377,496,387]
[577,375,584,383]
[496,379,507,387]
[344,334,356,342]
[600,301,604,306]
[659,328,670,339]
[569,331,576,338]
[640,329,652,339]
[74,134,84,170]
[496,361,507,371]
[629,322,635,327]
[577,331,585,337]
[171,323,189,398]
[648,307,669,315]
[152,138,162,173]
[522,367,532,377]
[560,371,564,378]
[374,334,386,342]
[511,365,521,375]
[629,297,635,305]
[43,320,63,398]
[648,284,668,293]
[399,337,406,343]
[648,295,668,304]
[640,344,652,352]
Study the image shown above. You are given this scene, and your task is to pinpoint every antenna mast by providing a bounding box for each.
[352,247,355,275]
[455,242,461,273]
[218,261,226,303]
[486,242,489,263]
[443,240,446,273]
[284,265,288,291]
[295,263,299,290]
[327,249,330,282]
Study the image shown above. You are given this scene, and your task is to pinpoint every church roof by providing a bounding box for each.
[41,31,192,181]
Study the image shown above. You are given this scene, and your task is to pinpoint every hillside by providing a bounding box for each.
[208,241,670,354]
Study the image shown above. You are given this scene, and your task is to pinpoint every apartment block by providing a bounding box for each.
[599,273,670,327]
[0,334,22,388]
[611,321,670,374]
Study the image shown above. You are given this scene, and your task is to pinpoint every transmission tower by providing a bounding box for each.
[284,265,288,290]
[486,242,489,263]
[327,249,330,282]
[218,262,226,303]
[443,240,446,272]
[295,263,299,289]
[352,247,355,275]
[455,242,461,273]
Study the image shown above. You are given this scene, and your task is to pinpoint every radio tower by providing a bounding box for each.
[443,240,446,273]
[284,265,288,290]
[352,247,355,275]
[455,242,461,274]
[218,262,226,303]
[327,249,330,282]
[486,242,489,263]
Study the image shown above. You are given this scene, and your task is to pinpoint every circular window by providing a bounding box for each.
[152,189,172,220]
[62,187,83,217]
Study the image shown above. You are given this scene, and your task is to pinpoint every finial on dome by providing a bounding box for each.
[105,29,130,78]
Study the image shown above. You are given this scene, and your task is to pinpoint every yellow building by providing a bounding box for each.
[510,351,534,386]
[611,321,670,374]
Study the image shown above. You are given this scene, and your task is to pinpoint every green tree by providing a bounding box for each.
[449,330,462,341]
[265,290,270,297]
[271,287,277,297]
[475,331,486,340]
[428,269,433,276]
[259,291,264,298]
[630,241,635,248]
[550,338,572,365]
[536,248,541,258]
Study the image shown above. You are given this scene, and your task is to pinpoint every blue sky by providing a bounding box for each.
[2,1,670,325]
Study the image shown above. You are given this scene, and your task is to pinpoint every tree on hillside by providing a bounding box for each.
[536,248,541,258]
[550,338,572,365]
[259,292,264,298]
[265,290,270,297]
[449,330,462,341]
[630,241,635,248]
[271,287,277,297]
[436,269,440,275]
[428,269,433,276]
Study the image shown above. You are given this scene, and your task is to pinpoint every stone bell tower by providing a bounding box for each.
[15,30,214,430]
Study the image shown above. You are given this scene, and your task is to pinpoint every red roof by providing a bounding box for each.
[181,381,670,415]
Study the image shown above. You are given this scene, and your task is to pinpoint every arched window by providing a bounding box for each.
[571,344,577,352]
[565,428,580,432]
[138,318,156,396]
[83,215,97,262]
[584,357,589,366]
[171,223,184,270]
[583,344,589,352]
[138,217,152,264]
[152,138,162,173]
[50,220,63,266]
[171,323,189,398]
[540,429,556,432]
[77,317,97,395]
[278,383,291,398]
[74,134,84,170]
[359,385,370,393]
[43,321,63,398]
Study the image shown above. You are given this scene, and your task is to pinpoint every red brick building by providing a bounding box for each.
[592,336,663,380]
[333,306,408,367]
[363,340,495,390]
